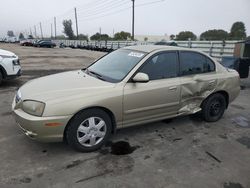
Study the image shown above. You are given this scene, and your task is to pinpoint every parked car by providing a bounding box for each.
[155,41,178,46]
[12,45,240,152]
[0,49,21,85]
[220,40,250,79]
[20,39,33,46]
[32,39,42,46]
[220,56,250,78]
[4,36,18,43]
[35,40,56,48]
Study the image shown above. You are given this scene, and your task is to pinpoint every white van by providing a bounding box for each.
[0,49,21,85]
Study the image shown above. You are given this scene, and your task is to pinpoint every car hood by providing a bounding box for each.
[0,49,16,56]
[19,70,116,102]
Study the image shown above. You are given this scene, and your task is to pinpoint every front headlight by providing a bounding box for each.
[22,100,45,117]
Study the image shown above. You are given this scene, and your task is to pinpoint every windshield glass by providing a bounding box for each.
[87,49,146,83]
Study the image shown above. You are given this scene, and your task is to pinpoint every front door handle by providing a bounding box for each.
[169,86,177,91]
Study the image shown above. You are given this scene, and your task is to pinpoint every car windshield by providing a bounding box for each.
[86,49,146,83]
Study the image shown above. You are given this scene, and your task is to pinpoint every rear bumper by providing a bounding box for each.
[12,100,72,142]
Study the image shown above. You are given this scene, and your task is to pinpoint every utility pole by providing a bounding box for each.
[99,27,102,34]
[54,17,57,39]
[74,7,79,39]
[39,22,43,39]
[51,23,53,39]
[131,0,135,40]
[30,28,32,36]
[34,25,37,38]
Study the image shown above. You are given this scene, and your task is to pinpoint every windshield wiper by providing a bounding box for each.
[85,69,106,81]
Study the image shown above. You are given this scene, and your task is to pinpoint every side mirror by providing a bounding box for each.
[132,72,149,83]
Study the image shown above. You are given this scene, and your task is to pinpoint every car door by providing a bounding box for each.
[178,51,217,114]
[123,51,181,127]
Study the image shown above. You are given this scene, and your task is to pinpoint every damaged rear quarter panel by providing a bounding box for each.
[178,68,240,114]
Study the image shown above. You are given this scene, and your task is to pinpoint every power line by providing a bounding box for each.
[77,0,130,19]
[77,0,165,22]
[77,0,127,15]
[25,0,166,37]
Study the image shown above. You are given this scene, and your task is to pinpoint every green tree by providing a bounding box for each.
[200,29,228,40]
[170,34,175,40]
[229,21,246,40]
[114,31,131,40]
[175,31,197,41]
[62,20,75,39]
[7,31,14,37]
[19,33,24,40]
[78,34,88,41]
[144,37,148,42]
[90,33,110,41]
[247,36,250,40]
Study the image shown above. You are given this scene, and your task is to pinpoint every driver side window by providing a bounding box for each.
[140,52,178,80]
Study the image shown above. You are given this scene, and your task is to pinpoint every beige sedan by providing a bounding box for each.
[12,45,240,152]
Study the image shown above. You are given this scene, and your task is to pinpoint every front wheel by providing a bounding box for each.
[66,109,112,152]
[0,71,3,85]
[201,93,227,122]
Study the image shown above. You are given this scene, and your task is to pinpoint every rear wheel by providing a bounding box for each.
[66,109,112,152]
[201,93,227,122]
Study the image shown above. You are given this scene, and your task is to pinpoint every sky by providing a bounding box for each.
[0,0,249,38]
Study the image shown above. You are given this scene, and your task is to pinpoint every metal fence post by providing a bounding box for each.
[209,42,213,56]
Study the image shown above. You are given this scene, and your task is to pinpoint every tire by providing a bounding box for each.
[0,71,3,85]
[201,93,227,122]
[66,109,112,152]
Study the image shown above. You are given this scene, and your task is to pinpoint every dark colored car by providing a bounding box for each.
[20,39,33,46]
[220,56,250,78]
[33,40,43,46]
[35,40,56,48]
[155,41,178,46]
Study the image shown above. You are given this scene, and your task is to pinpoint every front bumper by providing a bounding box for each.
[6,68,22,79]
[12,100,72,142]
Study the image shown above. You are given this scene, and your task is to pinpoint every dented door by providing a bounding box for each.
[179,73,217,114]
[178,51,217,114]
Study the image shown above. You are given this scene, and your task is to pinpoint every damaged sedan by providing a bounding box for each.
[12,45,240,152]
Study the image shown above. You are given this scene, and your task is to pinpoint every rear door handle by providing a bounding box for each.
[169,86,177,91]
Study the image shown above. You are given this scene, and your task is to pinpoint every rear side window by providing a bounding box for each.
[140,52,178,80]
[180,51,215,76]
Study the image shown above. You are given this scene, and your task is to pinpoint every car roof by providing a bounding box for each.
[123,45,194,53]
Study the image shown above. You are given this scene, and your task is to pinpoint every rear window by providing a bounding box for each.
[180,51,215,76]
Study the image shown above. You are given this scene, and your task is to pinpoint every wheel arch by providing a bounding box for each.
[201,90,229,109]
[0,65,7,79]
[63,106,117,143]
